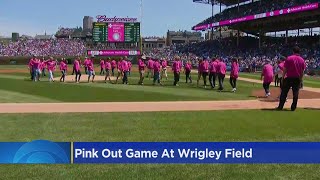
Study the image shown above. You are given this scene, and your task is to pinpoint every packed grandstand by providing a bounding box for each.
[0,0,319,74]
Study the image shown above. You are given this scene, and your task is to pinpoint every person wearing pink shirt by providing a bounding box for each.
[196,58,203,87]
[121,58,129,84]
[184,60,192,83]
[41,57,46,77]
[115,58,123,84]
[87,60,95,83]
[111,59,117,76]
[128,60,132,76]
[32,57,41,82]
[28,57,35,80]
[161,59,168,80]
[200,58,209,88]
[277,46,306,111]
[47,57,56,82]
[99,59,105,75]
[138,58,146,85]
[217,59,227,91]
[153,59,162,85]
[74,57,81,83]
[59,58,68,82]
[172,57,182,86]
[230,58,240,93]
[261,61,274,97]
[209,58,217,89]
[83,57,90,75]
[146,58,154,79]
[104,60,112,83]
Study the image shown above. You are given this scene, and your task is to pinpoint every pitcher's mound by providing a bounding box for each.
[54,75,116,83]
[252,87,320,101]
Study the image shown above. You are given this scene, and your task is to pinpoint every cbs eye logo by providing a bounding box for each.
[13,140,70,164]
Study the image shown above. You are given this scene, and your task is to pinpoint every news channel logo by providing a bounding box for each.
[0,140,71,164]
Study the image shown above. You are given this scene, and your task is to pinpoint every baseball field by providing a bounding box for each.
[0,65,320,179]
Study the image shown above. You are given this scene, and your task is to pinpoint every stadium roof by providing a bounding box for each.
[229,10,320,34]
[193,0,248,6]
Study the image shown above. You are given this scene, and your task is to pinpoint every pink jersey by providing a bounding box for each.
[262,64,274,83]
[28,59,34,68]
[83,59,91,67]
[230,62,239,79]
[153,61,161,72]
[185,63,192,72]
[200,60,209,73]
[209,61,216,73]
[172,61,181,73]
[147,59,154,69]
[121,60,129,72]
[128,61,132,69]
[138,59,145,71]
[217,61,226,75]
[74,60,81,71]
[117,61,123,71]
[284,54,306,78]
[161,60,167,68]
[278,61,285,71]
[105,62,111,70]
[100,60,105,68]
[47,61,56,71]
[88,61,94,71]
[111,60,117,68]
[60,61,67,71]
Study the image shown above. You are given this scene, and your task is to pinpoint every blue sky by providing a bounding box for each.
[0,0,224,37]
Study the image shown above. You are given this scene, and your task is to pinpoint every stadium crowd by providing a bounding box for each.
[0,39,86,56]
[195,0,319,27]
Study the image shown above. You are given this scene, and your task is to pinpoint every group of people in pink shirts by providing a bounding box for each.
[196,57,238,92]
[138,58,168,85]
[28,56,59,82]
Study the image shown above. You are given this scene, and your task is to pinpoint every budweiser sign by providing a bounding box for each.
[96,15,138,23]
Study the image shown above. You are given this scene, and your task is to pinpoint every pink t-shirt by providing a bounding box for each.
[138,59,145,71]
[105,62,111,70]
[28,59,34,68]
[153,61,161,72]
[74,60,80,71]
[100,60,105,68]
[284,54,306,78]
[111,60,117,68]
[262,64,274,83]
[147,59,154,69]
[209,61,216,73]
[88,61,94,71]
[83,59,91,67]
[200,60,209,73]
[172,61,181,73]
[185,63,192,72]
[117,61,123,71]
[121,60,129,72]
[278,61,285,71]
[230,62,239,79]
[47,61,56,71]
[128,61,132,69]
[60,61,67,71]
[217,61,226,75]
[161,60,167,68]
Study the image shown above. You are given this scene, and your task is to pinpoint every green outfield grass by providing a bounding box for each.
[240,73,320,88]
[0,110,320,179]
[0,70,262,103]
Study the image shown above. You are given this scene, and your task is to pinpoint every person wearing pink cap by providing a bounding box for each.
[99,59,105,75]
[184,60,192,83]
[153,59,162,85]
[146,58,154,79]
[230,58,239,93]
[217,58,226,91]
[161,58,168,80]
[87,59,95,83]
[172,57,182,86]
[261,60,274,97]
[74,57,81,83]
[59,58,68,82]
[138,57,146,85]
[277,46,306,111]
[104,59,112,83]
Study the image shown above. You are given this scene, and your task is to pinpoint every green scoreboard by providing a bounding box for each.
[92,22,140,43]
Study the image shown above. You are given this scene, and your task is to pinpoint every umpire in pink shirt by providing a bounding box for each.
[277,46,306,111]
